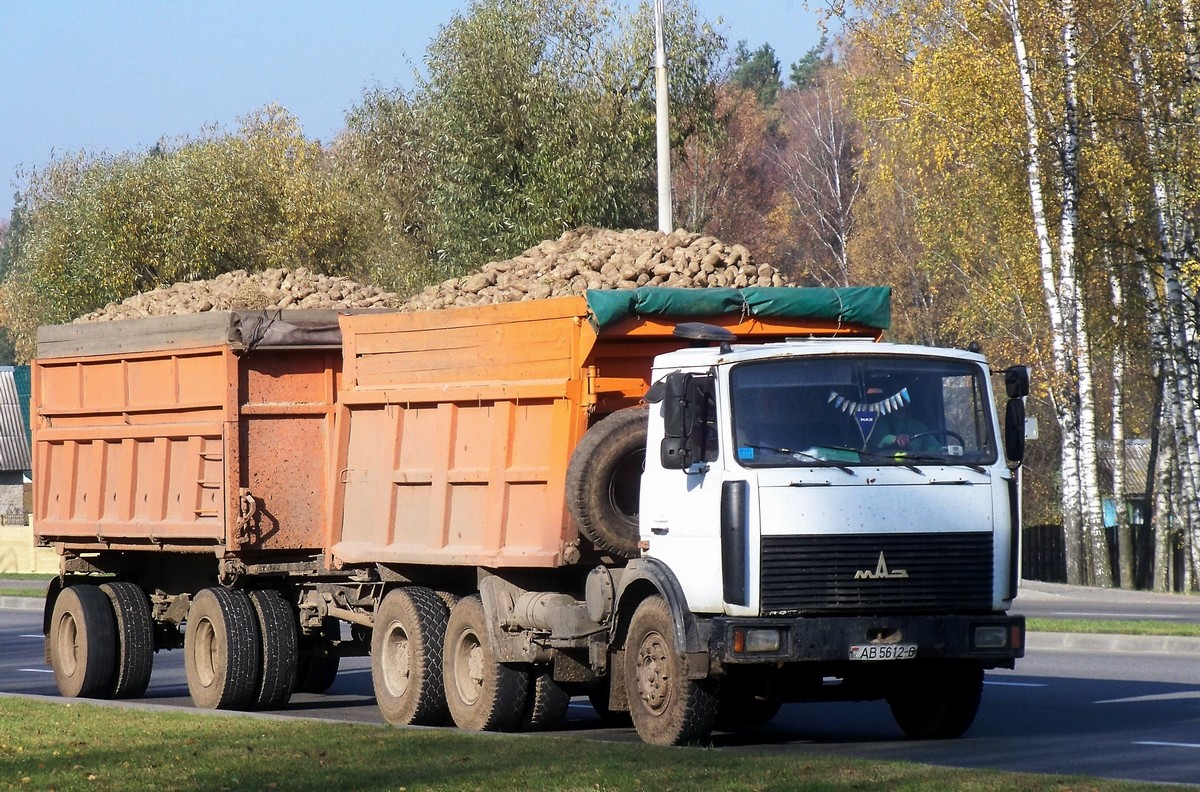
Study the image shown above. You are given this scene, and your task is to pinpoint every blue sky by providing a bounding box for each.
[0,1,824,221]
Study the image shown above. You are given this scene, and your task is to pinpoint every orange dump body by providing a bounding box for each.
[329,296,879,570]
[33,312,343,557]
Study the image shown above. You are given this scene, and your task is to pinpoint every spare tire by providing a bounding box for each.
[566,407,648,558]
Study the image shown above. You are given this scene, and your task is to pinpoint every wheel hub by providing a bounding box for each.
[635,630,671,713]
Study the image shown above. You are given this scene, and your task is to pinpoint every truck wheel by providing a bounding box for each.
[887,662,984,739]
[48,585,117,699]
[521,666,570,730]
[184,587,261,710]
[624,596,719,746]
[249,589,297,710]
[443,595,529,732]
[372,586,450,726]
[99,582,154,699]
[566,407,648,558]
[295,618,341,693]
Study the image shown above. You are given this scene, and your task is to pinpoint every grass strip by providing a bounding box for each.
[0,696,1173,792]
[0,587,47,598]
[1027,617,1200,637]
[0,573,52,581]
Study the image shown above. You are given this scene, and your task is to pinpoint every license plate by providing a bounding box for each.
[849,644,918,661]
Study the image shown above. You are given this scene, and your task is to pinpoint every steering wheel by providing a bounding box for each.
[906,429,965,448]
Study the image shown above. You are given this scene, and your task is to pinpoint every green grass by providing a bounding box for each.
[0,587,47,598]
[0,573,52,582]
[1026,617,1200,637]
[0,697,1172,792]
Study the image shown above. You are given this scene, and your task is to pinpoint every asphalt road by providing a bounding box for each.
[5,590,1200,786]
[1015,579,1200,624]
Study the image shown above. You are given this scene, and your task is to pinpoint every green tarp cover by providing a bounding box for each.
[585,286,891,330]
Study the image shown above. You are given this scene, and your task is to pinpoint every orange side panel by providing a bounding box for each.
[238,349,340,552]
[34,347,233,548]
[333,397,572,568]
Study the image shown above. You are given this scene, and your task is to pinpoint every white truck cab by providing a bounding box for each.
[634,331,1026,740]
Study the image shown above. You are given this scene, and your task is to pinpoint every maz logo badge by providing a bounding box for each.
[854,552,909,580]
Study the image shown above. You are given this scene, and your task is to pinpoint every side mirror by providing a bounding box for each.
[1004,365,1030,399]
[1004,397,1026,463]
[646,371,714,470]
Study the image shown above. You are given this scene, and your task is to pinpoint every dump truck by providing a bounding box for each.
[33,287,1026,745]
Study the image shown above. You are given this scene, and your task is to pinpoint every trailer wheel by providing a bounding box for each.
[372,586,450,726]
[184,587,261,710]
[521,666,570,730]
[48,585,117,699]
[99,582,154,699]
[295,618,341,693]
[887,662,983,739]
[249,589,297,710]
[566,407,648,558]
[443,595,528,732]
[624,596,719,746]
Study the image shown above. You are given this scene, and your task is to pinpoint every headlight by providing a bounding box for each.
[973,624,1009,649]
[733,627,782,653]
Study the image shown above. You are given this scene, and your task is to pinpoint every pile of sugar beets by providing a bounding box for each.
[77,227,788,322]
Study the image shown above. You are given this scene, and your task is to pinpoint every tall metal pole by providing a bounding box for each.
[654,0,673,233]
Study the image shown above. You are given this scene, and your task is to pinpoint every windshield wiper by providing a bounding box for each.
[741,444,856,474]
[819,445,923,474]
[896,452,988,473]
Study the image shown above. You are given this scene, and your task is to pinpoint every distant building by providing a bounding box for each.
[0,366,31,523]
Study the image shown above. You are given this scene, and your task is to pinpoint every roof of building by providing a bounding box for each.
[1097,439,1151,497]
[0,368,31,472]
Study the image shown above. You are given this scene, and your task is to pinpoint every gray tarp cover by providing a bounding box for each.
[235,312,344,348]
[584,286,891,330]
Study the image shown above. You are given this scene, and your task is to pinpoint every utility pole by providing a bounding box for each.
[654,0,672,233]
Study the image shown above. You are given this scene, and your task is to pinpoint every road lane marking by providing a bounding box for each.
[19,634,43,639]
[18,668,53,674]
[1096,691,1200,704]
[1050,611,1185,620]
[984,681,1047,687]
[1135,741,1200,749]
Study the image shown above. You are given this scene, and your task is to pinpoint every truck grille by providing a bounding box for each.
[760,532,994,614]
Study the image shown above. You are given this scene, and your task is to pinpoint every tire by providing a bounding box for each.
[371,586,450,726]
[248,589,297,710]
[887,662,984,739]
[565,407,648,558]
[443,595,529,732]
[48,585,117,699]
[295,618,341,693]
[99,582,154,699]
[521,666,571,730]
[184,587,261,710]
[624,596,719,746]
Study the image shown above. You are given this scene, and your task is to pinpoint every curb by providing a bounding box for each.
[1026,631,1200,656]
[0,596,43,612]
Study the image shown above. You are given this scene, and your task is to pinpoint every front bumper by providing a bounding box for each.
[709,613,1025,669]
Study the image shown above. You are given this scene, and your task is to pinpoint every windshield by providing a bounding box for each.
[730,355,997,468]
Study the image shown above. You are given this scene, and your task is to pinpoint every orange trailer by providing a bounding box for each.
[33,311,345,561]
